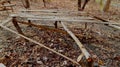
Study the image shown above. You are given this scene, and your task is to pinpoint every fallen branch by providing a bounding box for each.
[77,53,84,62]
[61,22,93,67]
[88,13,120,30]
[0,24,80,65]
[17,20,84,38]
[108,25,120,30]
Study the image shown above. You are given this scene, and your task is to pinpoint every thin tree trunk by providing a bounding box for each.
[43,0,46,7]
[78,0,81,11]
[21,0,30,9]
[103,0,111,12]
[82,0,90,10]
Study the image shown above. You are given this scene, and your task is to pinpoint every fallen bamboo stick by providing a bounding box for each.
[19,9,85,13]
[28,18,120,25]
[61,22,93,66]
[3,4,16,7]
[10,13,94,20]
[77,53,84,62]
[17,20,67,34]
[10,13,120,25]
[0,24,80,65]
[16,20,88,38]
[108,24,120,30]
[0,0,10,4]
[88,12,120,30]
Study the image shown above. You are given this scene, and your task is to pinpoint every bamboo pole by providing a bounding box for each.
[108,25,120,30]
[20,9,84,13]
[61,22,93,67]
[10,13,93,20]
[10,13,120,25]
[28,18,120,25]
[15,20,86,39]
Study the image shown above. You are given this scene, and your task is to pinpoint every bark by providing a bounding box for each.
[78,0,81,11]
[103,0,111,12]
[21,0,30,9]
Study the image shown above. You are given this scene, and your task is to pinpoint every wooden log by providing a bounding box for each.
[0,24,80,65]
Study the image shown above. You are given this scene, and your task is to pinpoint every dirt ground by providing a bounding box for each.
[0,0,120,67]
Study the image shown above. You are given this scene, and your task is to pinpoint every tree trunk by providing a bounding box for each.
[78,0,81,11]
[103,0,111,12]
[21,0,30,9]
[43,0,46,7]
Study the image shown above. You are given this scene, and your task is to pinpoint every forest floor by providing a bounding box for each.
[0,0,120,67]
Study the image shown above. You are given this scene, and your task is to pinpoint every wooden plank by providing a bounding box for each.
[61,22,93,66]
[0,24,80,65]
